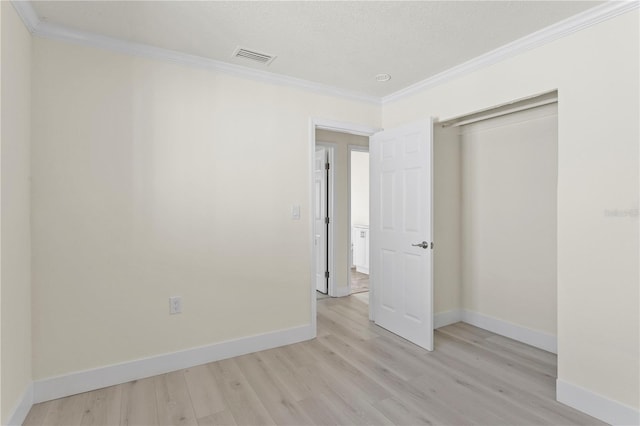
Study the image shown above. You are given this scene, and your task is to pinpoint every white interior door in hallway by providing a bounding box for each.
[314,146,329,294]
[370,119,434,351]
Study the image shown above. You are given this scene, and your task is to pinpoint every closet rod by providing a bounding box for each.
[441,97,557,128]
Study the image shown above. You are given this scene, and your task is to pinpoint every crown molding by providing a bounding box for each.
[10,0,638,107]
[382,0,640,104]
[10,0,39,33]
[8,1,380,106]
[33,20,381,105]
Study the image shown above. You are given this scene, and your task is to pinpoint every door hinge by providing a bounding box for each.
[325,163,330,170]
[325,217,330,224]
[325,271,330,279]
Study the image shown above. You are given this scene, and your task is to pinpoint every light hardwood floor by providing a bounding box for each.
[350,268,369,294]
[24,296,603,425]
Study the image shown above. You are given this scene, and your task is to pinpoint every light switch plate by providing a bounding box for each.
[169,296,182,314]
[291,204,301,220]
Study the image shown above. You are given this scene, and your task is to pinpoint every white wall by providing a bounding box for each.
[315,130,368,294]
[0,2,32,423]
[350,151,369,228]
[433,125,462,315]
[383,9,639,413]
[31,38,380,380]
[461,104,558,336]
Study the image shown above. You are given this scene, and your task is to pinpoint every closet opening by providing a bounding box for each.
[434,91,559,355]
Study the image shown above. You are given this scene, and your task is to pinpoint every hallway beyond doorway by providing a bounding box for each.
[350,267,369,294]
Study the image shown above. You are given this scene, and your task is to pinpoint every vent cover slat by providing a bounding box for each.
[233,47,276,65]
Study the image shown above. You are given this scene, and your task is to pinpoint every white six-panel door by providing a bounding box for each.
[314,147,328,294]
[370,119,434,350]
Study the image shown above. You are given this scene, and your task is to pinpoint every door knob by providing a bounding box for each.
[412,241,429,249]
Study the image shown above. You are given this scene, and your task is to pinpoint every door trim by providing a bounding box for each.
[309,118,380,334]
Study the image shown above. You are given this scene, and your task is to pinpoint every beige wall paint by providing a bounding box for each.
[8,5,637,419]
[460,104,558,335]
[0,2,32,423]
[433,125,462,314]
[315,129,368,294]
[31,38,380,380]
[350,151,369,229]
[383,10,639,410]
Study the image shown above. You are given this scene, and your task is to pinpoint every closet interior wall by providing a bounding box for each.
[434,101,558,341]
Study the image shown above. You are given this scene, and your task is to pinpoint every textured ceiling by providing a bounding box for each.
[30,1,603,97]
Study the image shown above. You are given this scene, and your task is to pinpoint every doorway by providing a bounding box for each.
[311,118,436,352]
[309,119,378,328]
[314,129,369,299]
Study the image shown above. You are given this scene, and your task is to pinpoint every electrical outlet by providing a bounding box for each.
[169,296,182,314]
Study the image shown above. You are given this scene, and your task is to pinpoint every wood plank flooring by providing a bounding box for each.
[350,268,369,294]
[24,296,604,425]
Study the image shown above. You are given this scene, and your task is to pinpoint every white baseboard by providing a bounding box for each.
[437,311,639,425]
[335,286,351,297]
[33,323,314,404]
[434,309,463,329]
[461,309,557,354]
[557,379,640,426]
[6,383,34,426]
[432,309,556,354]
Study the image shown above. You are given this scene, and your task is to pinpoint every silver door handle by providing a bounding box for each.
[412,241,429,249]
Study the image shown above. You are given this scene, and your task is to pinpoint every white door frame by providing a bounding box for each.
[315,142,336,296]
[309,118,380,333]
[347,145,370,297]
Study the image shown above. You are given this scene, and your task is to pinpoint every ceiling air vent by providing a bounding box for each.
[232,46,276,66]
